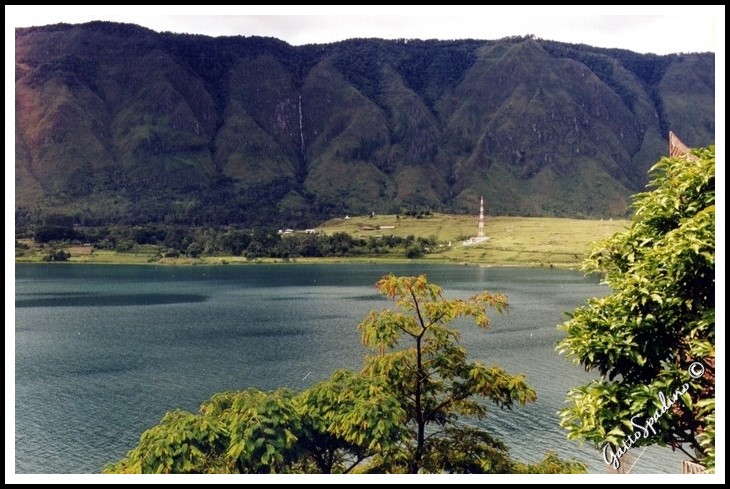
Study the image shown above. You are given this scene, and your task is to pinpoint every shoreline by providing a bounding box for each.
[14,254,583,269]
[15,215,627,270]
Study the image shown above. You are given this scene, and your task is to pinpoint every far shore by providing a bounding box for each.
[15,253,584,269]
[15,214,630,269]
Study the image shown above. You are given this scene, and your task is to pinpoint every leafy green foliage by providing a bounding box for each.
[34,225,79,243]
[103,410,228,474]
[557,146,715,469]
[511,451,590,474]
[104,377,405,474]
[105,274,586,474]
[203,389,302,473]
[295,369,407,473]
[41,249,70,262]
[358,274,580,473]
[104,389,302,474]
[404,243,424,259]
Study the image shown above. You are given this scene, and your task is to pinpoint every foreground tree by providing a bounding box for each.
[104,377,405,474]
[105,275,585,474]
[359,275,578,473]
[557,145,715,471]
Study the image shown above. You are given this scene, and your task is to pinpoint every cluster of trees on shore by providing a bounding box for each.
[21,224,440,261]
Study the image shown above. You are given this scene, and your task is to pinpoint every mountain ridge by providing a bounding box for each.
[15,22,715,228]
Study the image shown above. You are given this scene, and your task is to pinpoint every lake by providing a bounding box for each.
[14,263,685,474]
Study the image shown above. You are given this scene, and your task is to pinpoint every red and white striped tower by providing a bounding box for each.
[478,196,485,238]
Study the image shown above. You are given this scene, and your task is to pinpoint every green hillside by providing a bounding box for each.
[319,213,631,266]
[15,23,715,229]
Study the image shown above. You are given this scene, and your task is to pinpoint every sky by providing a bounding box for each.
[6,5,723,55]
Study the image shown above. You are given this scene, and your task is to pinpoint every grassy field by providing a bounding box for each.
[319,214,630,267]
[15,215,631,268]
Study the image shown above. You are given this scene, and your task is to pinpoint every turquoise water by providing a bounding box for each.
[14,263,684,473]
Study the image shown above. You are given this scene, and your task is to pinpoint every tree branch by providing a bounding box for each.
[343,454,366,474]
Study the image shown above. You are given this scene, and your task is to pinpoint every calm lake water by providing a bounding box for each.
[14,263,684,474]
